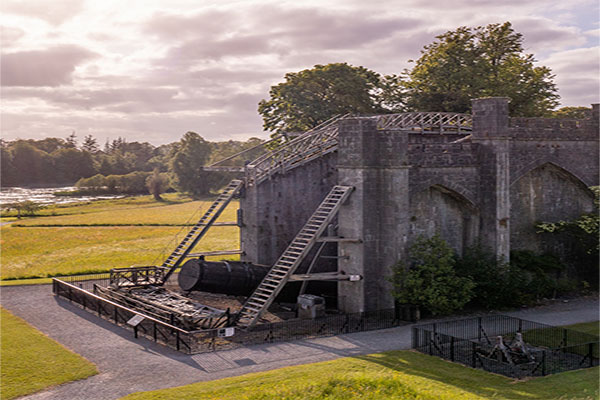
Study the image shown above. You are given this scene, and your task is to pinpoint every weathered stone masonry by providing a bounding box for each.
[241,98,599,313]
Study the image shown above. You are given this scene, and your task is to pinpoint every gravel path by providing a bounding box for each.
[1,284,598,400]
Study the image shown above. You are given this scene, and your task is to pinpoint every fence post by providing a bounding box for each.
[450,337,455,362]
[478,317,482,341]
[176,331,180,351]
[589,343,594,368]
[518,318,522,333]
[82,295,86,310]
[471,342,477,368]
[541,351,546,376]
[134,325,138,339]
[153,322,157,342]
[428,331,432,355]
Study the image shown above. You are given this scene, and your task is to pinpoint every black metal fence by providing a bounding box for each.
[53,275,416,354]
[412,315,599,378]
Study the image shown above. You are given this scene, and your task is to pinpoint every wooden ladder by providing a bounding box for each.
[235,185,353,329]
[159,179,243,284]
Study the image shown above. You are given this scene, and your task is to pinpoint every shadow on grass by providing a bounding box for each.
[355,350,599,400]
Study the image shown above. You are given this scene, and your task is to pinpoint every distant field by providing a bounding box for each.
[0,195,240,280]
[121,349,599,400]
[6,195,238,226]
[0,308,97,399]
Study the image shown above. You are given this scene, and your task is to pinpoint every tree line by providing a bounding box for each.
[1,132,264,198]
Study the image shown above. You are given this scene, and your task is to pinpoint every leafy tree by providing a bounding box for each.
[146,168,169,200]
[5,201,42,218]
[169,132,212,197]
[390,235,474,315]
[0,141,17,186]
[10,141,54,184]
[76,174,107,191]
[403,22,559,116]
[51,148,96,183]
[549,106,591,119]
[258,63,401,136]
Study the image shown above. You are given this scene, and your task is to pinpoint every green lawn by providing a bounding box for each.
[0,308,97,399]
[8,197,238,226]
[1,195,240,280]
[566,321,600,336]
[121,350,599,400]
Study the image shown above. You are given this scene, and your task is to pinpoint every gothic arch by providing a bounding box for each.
[509,162,595,253]
[409,184,480,255]
[412,178,478,210]
[511,160,593,191]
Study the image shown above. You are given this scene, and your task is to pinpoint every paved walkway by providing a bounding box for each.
[1,284,598,400]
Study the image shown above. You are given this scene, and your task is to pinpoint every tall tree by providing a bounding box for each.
[65,132,78,148]
[82,135,99,153]
[258,63,402,136]
[404,22,559,116]
[169,132,212,197]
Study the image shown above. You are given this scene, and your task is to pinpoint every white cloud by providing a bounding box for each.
[0,0,598,144]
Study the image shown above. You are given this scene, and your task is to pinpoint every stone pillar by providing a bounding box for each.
[337,117,410,313]
[471,97,511,261]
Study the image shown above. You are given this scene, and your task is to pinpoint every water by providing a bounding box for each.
[0,186,124,206]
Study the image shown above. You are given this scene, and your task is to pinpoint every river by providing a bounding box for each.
[0,186,124,206]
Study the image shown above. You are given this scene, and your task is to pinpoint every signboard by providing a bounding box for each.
[127,314,145,327]
[218,327,235,337]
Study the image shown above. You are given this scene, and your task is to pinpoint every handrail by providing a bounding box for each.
[245,112,472,185]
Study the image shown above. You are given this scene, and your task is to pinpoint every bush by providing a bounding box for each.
[390,235,474,315]
[455,246,573,309]
[509,250,566,301]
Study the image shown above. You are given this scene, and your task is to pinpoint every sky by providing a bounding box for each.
[1,0,598,146]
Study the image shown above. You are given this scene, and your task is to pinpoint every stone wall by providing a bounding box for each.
[239,98,599,313]
[240,153,337,266]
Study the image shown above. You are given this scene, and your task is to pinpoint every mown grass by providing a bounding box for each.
[8,197,238,226]
[121,350,599,400]
[566,321,600,336]
[0,307,97,399]
[1,195,240,280]
[1,226,239,279]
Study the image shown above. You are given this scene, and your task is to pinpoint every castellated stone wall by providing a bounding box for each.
[241,98,599,313]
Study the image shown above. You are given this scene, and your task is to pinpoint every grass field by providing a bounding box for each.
[121,349,599,400]
[121,321,599,400]
[566,321,600,336]
[0,308,97,399]
[0,195,240,280]
[6,194,238,226]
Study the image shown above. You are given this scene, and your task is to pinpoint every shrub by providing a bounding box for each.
[455,246,573,309]
[390,235,474,315]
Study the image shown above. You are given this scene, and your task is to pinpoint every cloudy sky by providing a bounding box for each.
[1,0,598,145]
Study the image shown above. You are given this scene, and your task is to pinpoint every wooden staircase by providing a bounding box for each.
[159,179,243,284]
[235,185,353,329]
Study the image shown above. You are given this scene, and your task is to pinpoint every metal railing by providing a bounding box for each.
[53,274,418,354]
[412,315,599,378]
